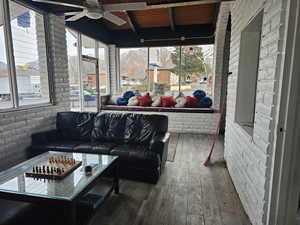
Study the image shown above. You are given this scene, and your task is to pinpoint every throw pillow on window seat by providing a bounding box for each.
[185,96,199,108]
[108,95,121,105]
[138,93,153,106]
[193,89,206,101]
[151,96,161,107]
[175,96,186,108]
[199,96,213,108]
[117,97,128,106]
[160,96,176,107]
[128,96,139,106]
[123,91,135,100]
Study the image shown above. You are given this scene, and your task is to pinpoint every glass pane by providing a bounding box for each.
[120,48,148,93]
[82,35,95,57]
[0,7,13,109]
[66,29,80,111]
[0,151,118,200]
[98,42,108,94]
[9,1,50,106]
[149,47,179,96]
[180,45,214,96]
[82,61,97,112]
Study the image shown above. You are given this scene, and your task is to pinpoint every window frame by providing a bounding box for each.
[97,41,110,95]
[0,0,54,112]
[66,27,110,112]
[235,10,264,136]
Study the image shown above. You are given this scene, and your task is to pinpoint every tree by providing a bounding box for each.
[170,46,207,83]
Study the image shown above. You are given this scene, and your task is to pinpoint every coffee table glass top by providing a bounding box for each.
[0,151,118,201]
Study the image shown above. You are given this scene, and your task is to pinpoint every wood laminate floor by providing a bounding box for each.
[89,134,252,225]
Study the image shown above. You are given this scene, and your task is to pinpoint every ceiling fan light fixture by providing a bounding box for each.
[86,8,103,19]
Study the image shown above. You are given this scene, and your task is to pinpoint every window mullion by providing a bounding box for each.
[2,0,19,108]
[77,33,84,112]
[179,46,182,93]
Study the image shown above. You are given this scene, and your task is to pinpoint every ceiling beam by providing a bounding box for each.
[147,0,234,9]
[168,8,175,32]
[124,11,138,34]
[111,24,215,47]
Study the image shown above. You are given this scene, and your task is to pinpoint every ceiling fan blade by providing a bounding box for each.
[66,11,86,21]
[103,12,126,26]
[103,2,147,12]
[32,0,85,9]
[64,11,81,16]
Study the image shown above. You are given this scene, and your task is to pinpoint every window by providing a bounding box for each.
[235,10,263,135]
[180,45,214,96]
[0,7,12,109]
[98,42,109,94]
[120,48,148,92]
[82,34,96,57]
[66,28,110,112]
[0,0,51,109]
[119,45,214,97]
[149,47,179,96]
[66,29,80,111]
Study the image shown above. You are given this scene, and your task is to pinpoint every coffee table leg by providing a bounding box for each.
[64,202,77,225]
[113,165,119,194]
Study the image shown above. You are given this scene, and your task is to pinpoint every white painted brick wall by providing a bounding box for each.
[0,15,70,171]
[104,110,220,134]
[223,0,287,225]
[108,44,119,94]
[212,3,232,110]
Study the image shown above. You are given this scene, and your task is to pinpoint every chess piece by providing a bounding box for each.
[62,168,65,173]
[33,167,35,173]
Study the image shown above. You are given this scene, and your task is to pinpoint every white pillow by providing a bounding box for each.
[128,96,139,106]
[108,95,121,105]
[152,97,161,107]
[175,96,186,108]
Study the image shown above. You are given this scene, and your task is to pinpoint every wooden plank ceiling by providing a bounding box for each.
[27,0,222,47]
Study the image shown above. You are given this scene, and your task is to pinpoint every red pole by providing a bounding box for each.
[203,97,227,166]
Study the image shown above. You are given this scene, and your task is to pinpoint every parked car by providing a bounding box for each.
[70,90,96,102]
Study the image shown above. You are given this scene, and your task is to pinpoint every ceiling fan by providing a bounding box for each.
[32,0,147,25]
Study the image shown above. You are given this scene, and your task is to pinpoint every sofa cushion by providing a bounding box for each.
[56,112,96,141]
[110,144,161,169]
[124,113,168,144]
[41,140,84,152]
[92,112,127,143]
[74,142,117,154]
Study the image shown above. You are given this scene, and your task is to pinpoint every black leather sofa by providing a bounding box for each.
[30,111,170,184]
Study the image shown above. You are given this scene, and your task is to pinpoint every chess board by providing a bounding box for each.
[25,156,82,180]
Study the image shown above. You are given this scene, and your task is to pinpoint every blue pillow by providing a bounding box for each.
[193,90,206,101]
[117,97,128,106]
[199,97,213,108]
[123,91,135,100]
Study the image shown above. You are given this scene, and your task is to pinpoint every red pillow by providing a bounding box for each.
[138,93,153,106]
[185,96,199,108]
[160,96,176,107]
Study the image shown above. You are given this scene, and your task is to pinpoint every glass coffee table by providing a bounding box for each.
[0,151,119,225]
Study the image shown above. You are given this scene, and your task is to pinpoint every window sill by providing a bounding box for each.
[101,105,215,113]
[237,122,254,136]
[0,102,54,114]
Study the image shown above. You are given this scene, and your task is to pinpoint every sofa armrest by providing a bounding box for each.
[149,132,170,171]
[31,129,59,145]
